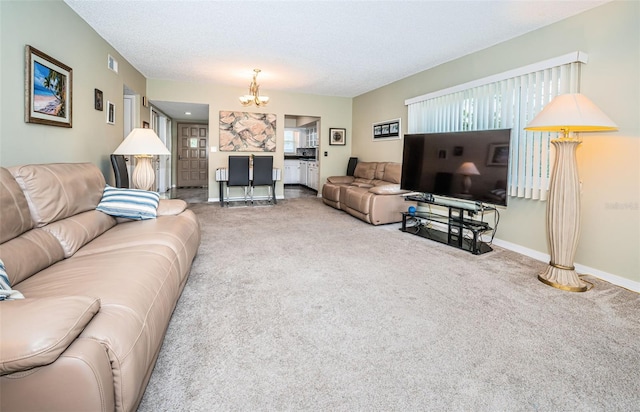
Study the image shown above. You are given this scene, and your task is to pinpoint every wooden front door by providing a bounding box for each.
[177,123,208,187]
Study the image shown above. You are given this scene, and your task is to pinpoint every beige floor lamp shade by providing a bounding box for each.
[525,93,617,292]
[113,128,170,191]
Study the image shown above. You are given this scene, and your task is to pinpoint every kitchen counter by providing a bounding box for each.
[285,155,317,161]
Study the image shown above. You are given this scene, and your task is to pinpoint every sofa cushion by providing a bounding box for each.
[353,162,377,180]
[96,186,160,220]
[0,229,65,286]
[326,176,355,185]
[0,168,34,243]
[382,162,402,184]
[343,186,374,214]
[10,163,106,228]
[0,295,100,375]
[41,210,116,258]
[351,182,374,188]
[374,162,388,180]
[368,184,407,195]
[157,199,188,216]
[15,242,191,412]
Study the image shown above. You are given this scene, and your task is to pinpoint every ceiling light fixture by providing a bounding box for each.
[239,69,269,107]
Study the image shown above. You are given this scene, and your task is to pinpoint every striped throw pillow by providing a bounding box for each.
[0,258,24,301]
[96,185,160,220]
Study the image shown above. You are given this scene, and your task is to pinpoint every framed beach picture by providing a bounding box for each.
[372,118,401,141]
[25,45,72,127]
[329,128,346,146]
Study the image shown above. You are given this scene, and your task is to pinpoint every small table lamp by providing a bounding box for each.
[525,93,617,292]
[113,128,170,191]
[456,161,480,194]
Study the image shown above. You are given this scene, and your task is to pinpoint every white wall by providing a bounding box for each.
[352,0,639,287]
[0,0,148,182]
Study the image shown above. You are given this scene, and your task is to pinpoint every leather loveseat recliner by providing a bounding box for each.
[0,163,201,412]
[322,161,412,225]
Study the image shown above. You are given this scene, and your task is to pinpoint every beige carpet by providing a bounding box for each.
[138,197,640,411]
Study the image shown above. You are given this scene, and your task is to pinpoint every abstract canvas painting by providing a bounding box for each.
[219,111,276,152]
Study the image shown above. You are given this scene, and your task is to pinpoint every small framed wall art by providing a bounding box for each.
[373,118,401,141]
[25,45,73,127]
[94,89,103,111]
[329,128,346,146]
[106,101,115,124]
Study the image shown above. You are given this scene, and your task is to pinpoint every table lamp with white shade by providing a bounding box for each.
[456,161,480,194]
[113,128,170,191]
[525,93,617,292]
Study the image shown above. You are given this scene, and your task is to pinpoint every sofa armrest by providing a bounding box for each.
[157,199,188,216]
[368,184,409,195]
[0,296,100,375]
[326,176,355,185]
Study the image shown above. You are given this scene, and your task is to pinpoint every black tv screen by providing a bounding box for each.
[401,129,511,207]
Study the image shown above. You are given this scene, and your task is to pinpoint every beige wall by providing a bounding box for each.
[0,0,148,181]
[2,1,636,285]
[352,0,639,285]
[147,80,352,200]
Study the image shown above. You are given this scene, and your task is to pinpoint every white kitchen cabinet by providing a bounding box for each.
[305,124,318,147]
[299,160,308,186]
[308,162,319,191]
[284,160,300,184]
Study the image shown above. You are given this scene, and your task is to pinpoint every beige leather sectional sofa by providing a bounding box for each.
[322,162,411,225]
[0,163,201,412]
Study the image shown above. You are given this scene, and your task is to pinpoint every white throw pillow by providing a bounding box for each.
[96,185,160,220]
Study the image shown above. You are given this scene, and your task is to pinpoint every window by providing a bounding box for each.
[405,52,586,200]
[284,128,304,153]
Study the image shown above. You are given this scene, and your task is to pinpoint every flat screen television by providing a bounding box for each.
[401,129,511,207]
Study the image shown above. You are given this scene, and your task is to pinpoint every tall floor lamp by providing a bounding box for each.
[525,93,617,292]
[113,128,170,191]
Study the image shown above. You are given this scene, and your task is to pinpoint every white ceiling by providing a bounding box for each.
[65,0,609,120]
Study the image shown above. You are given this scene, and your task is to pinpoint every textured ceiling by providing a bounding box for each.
[65,0,609,99]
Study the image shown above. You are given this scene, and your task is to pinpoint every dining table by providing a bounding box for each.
[215,168,281,207]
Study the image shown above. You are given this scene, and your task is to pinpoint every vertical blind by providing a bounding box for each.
[406,53,585,201]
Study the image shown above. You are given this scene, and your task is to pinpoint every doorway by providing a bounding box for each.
[284,115,320,197]
[122,87,136,185]
[151,107,172,193]
[177,123,208,188]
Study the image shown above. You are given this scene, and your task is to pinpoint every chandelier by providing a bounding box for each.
[239,69,270,107]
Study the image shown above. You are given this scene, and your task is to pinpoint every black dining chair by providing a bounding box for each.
[227,155,250,206]
[110,154,130,188]
[251,155,275,204]
[346,157,358,176]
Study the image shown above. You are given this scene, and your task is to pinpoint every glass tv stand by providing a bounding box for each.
[401,196,495,255]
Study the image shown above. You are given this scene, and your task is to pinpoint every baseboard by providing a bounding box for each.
[492,238,640,293]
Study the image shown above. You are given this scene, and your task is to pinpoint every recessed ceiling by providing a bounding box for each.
[66,0,609,98]
[151,101,209,123]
